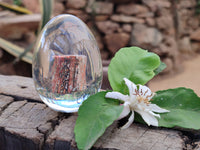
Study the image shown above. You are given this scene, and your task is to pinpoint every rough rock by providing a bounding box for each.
[86,1,113,15]
[122,24,132,33]
[1,0,13,4]
[162,58,173,73]
[110,0,132,4]
[0,14,41,39]
[66,0,86,9]
[187,17,199,30]
[111,15,145,23]
[190,29,200,41]
[178,37,192,53]
[105,33,130,54]
[177,9,194,36]
[136,12,154,18]
[96,21,119,34]
[65,9,89,22]
[116,3,149,16]
[22,0,40,13]
[146,17,155,26]
[86,22,104,50]
[95,15,109,21]
[153,44,169,56]
[191,42,200,52]
[101,50,109,60]
[142,0,171,12]
[178,0,196,9]
[162,36,179,56]
[24,31,36,44]
[53,2,65,16]
[156,15,174,30]
[131,24,163,47]
[156,7,172,17]
[96,36,104,51]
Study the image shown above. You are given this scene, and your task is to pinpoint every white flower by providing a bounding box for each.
[105,78,169,129]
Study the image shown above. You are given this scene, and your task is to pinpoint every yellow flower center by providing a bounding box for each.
[136,96,150,104]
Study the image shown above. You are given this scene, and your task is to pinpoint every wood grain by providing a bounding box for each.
[0,75,196,150]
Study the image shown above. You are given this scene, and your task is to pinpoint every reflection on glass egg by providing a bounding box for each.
[32,14,103,113]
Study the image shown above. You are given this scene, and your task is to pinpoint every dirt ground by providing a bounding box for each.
[149,54,200,96]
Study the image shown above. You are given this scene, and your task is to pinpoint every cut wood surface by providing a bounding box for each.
[0,75,199,150]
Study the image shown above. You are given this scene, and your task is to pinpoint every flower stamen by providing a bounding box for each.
[140,89,143,95]
[144,89,148,96]
[137,96,143,103]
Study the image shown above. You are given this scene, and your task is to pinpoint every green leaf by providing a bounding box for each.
[38,0,53,32]
[13,0,22,6]
[14,42,34,63]
[152,88,200,130]
[0,2,32,14]
[154,62,166,75]
[13,0,53,62]
[0,38,33,64]
[108,47,160,94]
[74,91,123,150]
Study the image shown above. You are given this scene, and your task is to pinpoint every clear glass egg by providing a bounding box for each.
[32,14,103,113]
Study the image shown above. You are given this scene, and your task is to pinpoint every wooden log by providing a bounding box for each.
[0,75,40,101]
[0,75,197,149]
[51,55,87,94]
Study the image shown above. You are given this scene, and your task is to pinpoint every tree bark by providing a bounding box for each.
[0,75,197,150]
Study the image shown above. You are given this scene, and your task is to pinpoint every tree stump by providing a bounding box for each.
[0,75,199,150]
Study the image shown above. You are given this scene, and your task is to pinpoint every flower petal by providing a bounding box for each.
[148,111,160,118]
[136,110,158,126]
[118,102,130,120]
[138,84,153,99]
[121,111,134,129]
[123,78,137,95]
[148,104,170,113]
[105,92,129,102]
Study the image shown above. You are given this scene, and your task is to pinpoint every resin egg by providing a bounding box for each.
[32,14,103,113]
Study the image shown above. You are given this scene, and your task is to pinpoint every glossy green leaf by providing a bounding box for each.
[152,88,200,130]
[74,91,123,150]
[108,47,160,94]
[154,62,166,75]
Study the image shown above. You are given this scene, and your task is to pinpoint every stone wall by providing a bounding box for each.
[1,0,200,75]
[49,0,200,74]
